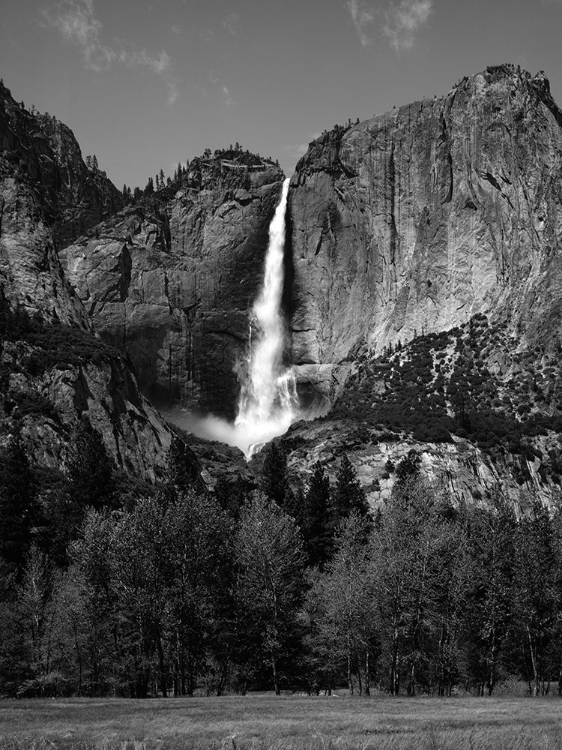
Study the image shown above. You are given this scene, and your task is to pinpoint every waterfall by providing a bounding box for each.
[171,177,298,457]
[234,177,297,455]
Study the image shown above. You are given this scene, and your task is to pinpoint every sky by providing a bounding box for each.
[2,0,562,191]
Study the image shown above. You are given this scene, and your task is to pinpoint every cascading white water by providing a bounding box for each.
[172,177,298,457]
[234,177,297,455]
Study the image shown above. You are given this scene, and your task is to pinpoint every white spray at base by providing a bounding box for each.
[174,178,298,457]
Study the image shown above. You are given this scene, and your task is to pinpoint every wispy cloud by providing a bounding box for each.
[222,13,240,35]
[383,0,433,51]
[344,0,433,51]
[170,23,182,35]
[344,0,375,46]
[43,0,179,104]
[208,70,236,107]
[222,85,236,107]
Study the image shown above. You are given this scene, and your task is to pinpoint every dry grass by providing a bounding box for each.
[1,695,562,749]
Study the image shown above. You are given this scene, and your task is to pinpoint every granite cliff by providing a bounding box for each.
[289,65,562,410]
[61,152,285,418]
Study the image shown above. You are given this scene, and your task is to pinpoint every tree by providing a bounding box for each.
[511,501,559,696]
[66,417,116,512]
[260,441,288,508]
[305,514,378,695]
[332,454,370,529]
[302,463,333,568]
[164,491,234,696]
[464,494,516,696]
[0,433,38,572]
[372,475,446,695]
[235,494,305,694]
[164,436,203,502]
[144,177,154,196]
[214,475,246,520]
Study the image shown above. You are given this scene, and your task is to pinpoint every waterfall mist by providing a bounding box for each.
[171,178,298,457]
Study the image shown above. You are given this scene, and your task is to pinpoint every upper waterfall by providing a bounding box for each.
[235,177,297,455]
[169,177,298,457]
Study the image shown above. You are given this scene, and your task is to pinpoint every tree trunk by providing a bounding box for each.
[271,652,280,696]
[527,627,538,697]
[156,630,167,698]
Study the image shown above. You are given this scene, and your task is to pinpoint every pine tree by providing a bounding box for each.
[261,441,288,508]
[165,436,200,498]
[332,454,370,529]
[144,177,154,196]
[66,417,116,511]
[0,433,38,571]
[302,463,333,568]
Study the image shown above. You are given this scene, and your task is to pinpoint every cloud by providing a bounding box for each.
[170,23,182,35]
[43,0,111,71]
[222,85,236,107]
[383,0,433,51]
[344,0,375,46]
[222,13,240,35]
[208,70,236,107]
[43,0,179,104]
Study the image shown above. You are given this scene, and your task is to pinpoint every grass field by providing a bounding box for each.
[1,695,562,749]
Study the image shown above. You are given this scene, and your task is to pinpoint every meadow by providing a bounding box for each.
[1,695,562,750]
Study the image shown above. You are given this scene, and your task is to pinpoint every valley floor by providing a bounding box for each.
[1,694,562,749]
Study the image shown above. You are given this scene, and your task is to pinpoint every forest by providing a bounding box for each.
[1,428,562,702]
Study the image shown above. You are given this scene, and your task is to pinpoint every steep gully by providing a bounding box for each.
[177,178,299,456]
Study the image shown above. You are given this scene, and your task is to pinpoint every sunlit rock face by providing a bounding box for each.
[288,65,562,402]
[61,159,285,420]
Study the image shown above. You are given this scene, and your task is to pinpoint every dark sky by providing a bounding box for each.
[3,0,562,190]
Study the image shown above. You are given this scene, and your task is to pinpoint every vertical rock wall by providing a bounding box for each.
[289,66,562,396]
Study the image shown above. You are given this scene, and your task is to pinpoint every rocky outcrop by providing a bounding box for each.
[279,418,558,510]
[289,65,562,404]
[61,156,285,418]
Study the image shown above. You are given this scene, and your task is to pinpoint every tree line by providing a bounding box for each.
[2,433,562,699]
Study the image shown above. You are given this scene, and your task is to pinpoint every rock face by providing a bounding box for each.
[0,81,122,251]
[279,418,555,511]
[61,157,285,418]
[0,84,172,480]
[288,65,562,403]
